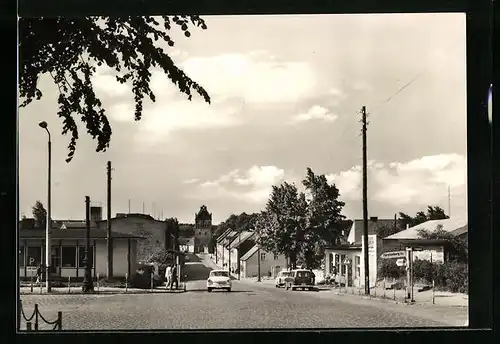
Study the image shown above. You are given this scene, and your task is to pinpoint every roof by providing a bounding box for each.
[324,243,362,251]
[195,205,212,221]
[19,228,144,240]
[385,218,468,240]
[348,218,399,243]
[178,237,194,245]
[96,213,163,223]
[229,231,255,249]
[217,228,233,243]
[240,245,259,261]
[222,231,239,246]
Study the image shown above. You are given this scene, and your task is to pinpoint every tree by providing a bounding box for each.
[299,168,347,269]
[215,212,259,238]
[32,201,47,228]
[165,217,180,251]
[19,16,211,162]
[375,224,401,238]
[399,206,449,228]
[255,182,308,269]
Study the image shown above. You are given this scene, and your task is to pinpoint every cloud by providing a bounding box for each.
[327,154,467,206]
[291,105,338,124]
[183,178,200,184]
[349,80,373,91]
[92,69,131,97]
[181,53,317,103]
[193,165,286,204]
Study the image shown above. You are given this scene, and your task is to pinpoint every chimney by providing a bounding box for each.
[90,206,103,222]
[370,216,378,222]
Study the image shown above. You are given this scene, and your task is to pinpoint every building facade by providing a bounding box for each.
[194,205,213,253]
[19,226,142,279]
[240,245,287,278]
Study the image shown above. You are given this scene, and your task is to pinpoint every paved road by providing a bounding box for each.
[19,253,466,330]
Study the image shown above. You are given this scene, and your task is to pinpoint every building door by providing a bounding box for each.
[50,247,60,277]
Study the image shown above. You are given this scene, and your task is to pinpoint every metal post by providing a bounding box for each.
[107,161,113,278]
[97,273,100,293]
[57,311,62,330]
[383,280,386,299]
[30,275,33,293]
[150,272,154,291]
[125,273,128,293]
[410,248,415,303]
[82,196,94,292]
[26,322,32,331]
[34,304,39,330]
[393,283,396,300]
[68,276,71,294]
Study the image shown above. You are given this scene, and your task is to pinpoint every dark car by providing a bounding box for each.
[285,269,316,291]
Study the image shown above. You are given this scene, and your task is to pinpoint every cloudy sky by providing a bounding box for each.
[18,13,467,224]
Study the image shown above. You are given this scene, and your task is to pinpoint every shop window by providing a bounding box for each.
[334,254,340,273]
[61,247,77,268]
[355,256,361,278]
[19,246,25,266]
[260,253,266,261]
[78,246,94,268]
[341,254,347,275]
[27,247,42,267]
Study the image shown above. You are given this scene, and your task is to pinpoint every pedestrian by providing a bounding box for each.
[331,266,337,286]
[35,264,43,284]
[170,263,178,290]
[165,264,172,289]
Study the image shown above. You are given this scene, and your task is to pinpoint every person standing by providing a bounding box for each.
[170,263,178,290]
[165,264,172,289]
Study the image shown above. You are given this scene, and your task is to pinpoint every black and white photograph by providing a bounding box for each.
[17,12,473,330]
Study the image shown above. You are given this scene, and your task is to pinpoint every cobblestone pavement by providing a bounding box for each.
[18,254,465,330]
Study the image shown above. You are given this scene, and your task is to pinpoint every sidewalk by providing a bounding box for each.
[20,285,186,295]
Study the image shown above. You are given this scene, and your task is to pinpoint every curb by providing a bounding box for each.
[20,289,187,295]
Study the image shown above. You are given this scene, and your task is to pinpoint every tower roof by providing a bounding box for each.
[195,205,212,221]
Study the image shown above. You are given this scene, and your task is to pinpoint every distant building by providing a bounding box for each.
[194,205,213,253]
[240,245,287,279]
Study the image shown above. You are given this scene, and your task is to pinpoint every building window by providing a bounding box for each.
[274,254,279,260]
[27,247,42,267]
[355,256,361,278]
[78,246,94,268]
[341,254,347,275]
[19,246,25,266]
[61,247,77,268]
[334,254,340,273]
[260,253,266,261]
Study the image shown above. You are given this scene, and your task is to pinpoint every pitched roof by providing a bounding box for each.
[222,231,239,246]
[19,228,144,239]
[348,218,399,242]
[240,245,259,261]
[217,228,233,242]
[385,218,467,240]
[229,231,255,249]
[96,213,162,223]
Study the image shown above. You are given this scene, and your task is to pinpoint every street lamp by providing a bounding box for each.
[38,121,51,292]
[82,196,94,292]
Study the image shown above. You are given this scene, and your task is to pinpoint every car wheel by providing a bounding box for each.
[226,288,231,292]
[291,287,296,291]
[207,288,212,292]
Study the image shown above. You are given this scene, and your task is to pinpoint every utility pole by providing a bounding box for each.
[257,246,261,282]
[361,106,370,295]
[107,161,113,278]
[82,196,94,292]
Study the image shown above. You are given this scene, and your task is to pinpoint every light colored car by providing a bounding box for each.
[207,270,232,292]
[275,270,293,288]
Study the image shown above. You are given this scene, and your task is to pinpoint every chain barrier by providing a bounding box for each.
[19,301,62,331]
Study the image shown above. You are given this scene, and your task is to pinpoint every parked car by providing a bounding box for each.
[285,269,316,291]
[207,270,232,292]
[275,270,294,288]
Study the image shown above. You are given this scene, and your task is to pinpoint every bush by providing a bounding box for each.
[129,265,164,289]
[412,259,437,284]
[378,259,405,280]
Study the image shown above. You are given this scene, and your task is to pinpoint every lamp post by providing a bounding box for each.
[82,196,94,292]
[38,121,52,293]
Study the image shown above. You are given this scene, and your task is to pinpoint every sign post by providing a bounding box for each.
[406,247,412,301]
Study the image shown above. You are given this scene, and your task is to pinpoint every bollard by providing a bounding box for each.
[383,280,386,299]
[97,273,100,293]
[125,273,128,293]
[150,273,154,292]
[34,304,39,330]
[393,285,396,300]
[57,311,62,330]
[432,280,435,305]
[68,276,71,294]
[26,322,32,331]
[30,276,34,293]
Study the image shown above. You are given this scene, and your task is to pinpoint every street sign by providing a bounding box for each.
[27,266,37,271]
[412,247,424,251]
[380,251,406,259]
[396,259,406,267]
